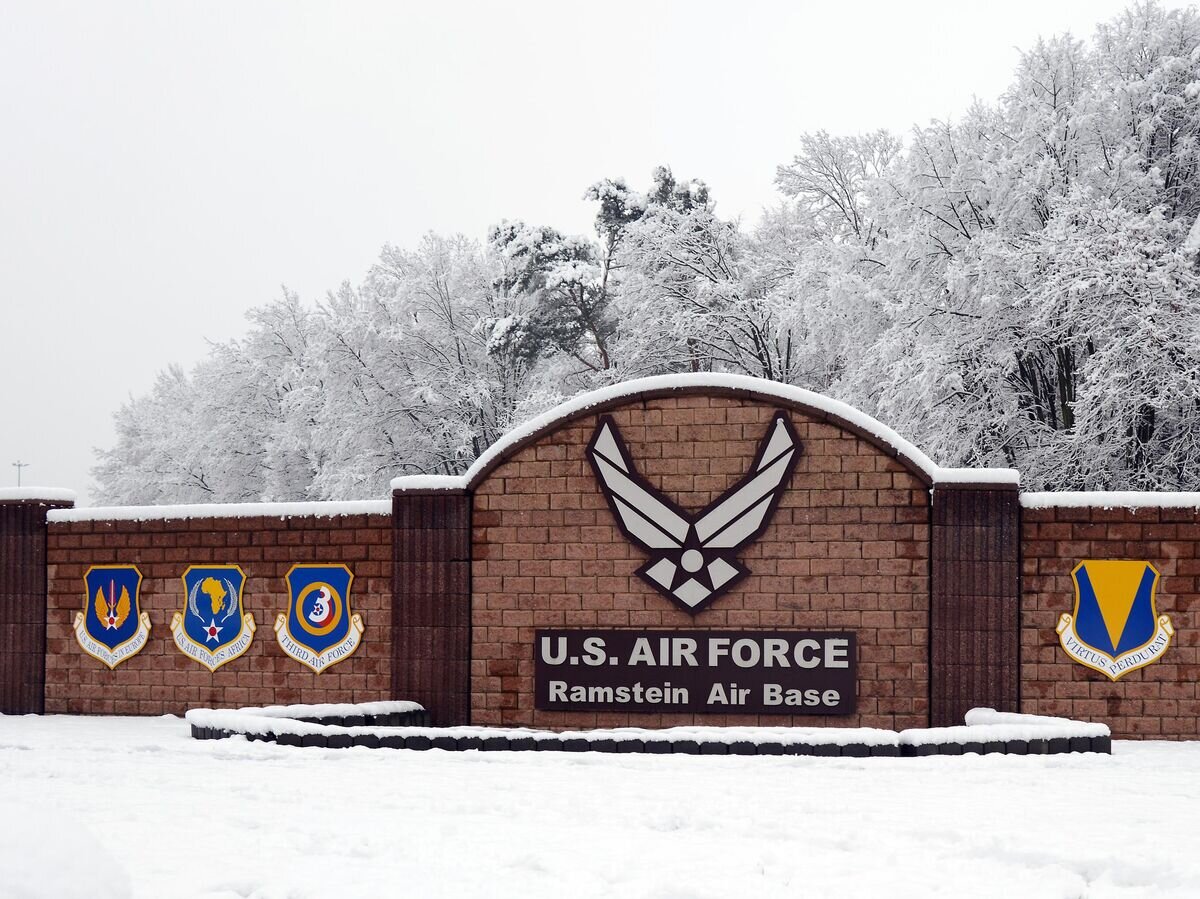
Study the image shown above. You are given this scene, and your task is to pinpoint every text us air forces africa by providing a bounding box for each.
[171,565,256,672]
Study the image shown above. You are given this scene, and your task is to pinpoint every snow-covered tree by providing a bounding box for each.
[94,2,1200,502]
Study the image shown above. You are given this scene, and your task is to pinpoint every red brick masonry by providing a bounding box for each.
[470,395,932,730]
[44,514,393,715]
[1022,506,1200,739]
[4,381,1195,740]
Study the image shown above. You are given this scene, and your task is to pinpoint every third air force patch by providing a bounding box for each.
[171,565,256,672]
[1057,560,1175,681]
[274,564,364,673]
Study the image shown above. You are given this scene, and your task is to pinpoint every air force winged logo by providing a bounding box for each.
[74,565,151,669]
[171,565,256,672]
[588,412,801,613]
[1057,560,1175,681]
[274,564,364,673]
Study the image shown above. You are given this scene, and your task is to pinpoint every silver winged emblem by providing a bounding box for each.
[587,412,801,613]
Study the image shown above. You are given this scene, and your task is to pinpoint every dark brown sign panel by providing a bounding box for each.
[535,630,856,715]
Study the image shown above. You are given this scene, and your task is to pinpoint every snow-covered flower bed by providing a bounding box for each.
[220,699,427,722]
[185,703,1110,757]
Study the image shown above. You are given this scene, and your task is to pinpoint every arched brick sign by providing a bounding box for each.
[390,374,1021,730]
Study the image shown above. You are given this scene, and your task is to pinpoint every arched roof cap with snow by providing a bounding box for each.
[390,374,1019,493]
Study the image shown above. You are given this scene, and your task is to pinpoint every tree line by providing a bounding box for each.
[95,2,1200,503]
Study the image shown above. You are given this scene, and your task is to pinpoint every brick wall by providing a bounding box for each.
[1,498,73,713]
[930,486,1020,725]
[45,513,393,715]
[1022,506,1200,739]
[470,394,932,730]
[27,393,1200,739]
[392,492,471,725]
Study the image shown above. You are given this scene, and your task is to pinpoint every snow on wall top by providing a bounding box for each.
[48,499,392,524]
[388,474,467,491]
[935,468,1020,485]
[0,487,77,503]
[1021,491,1200,510]
[389,373,1019,492]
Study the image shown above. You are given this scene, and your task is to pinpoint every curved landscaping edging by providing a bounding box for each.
[186,704,1111,757]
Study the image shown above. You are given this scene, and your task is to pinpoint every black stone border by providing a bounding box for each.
[189,708,1112,757]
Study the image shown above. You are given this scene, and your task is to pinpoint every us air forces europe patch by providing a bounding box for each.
[74,565,151,669]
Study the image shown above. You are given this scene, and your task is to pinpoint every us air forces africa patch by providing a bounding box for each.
[74,565,151,669]
[274,564,364,673]
[1057,559,1175,681]
[170,565,256,672]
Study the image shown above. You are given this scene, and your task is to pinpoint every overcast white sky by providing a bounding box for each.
[1,0,1187,504]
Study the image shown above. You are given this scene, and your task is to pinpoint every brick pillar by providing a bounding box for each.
[930,484,1021,726]
[391,490,471,725]
[0,492,74,714]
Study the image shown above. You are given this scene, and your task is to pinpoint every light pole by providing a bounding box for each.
[12,460,28,487]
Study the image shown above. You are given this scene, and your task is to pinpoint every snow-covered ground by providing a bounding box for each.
[1,715,1197,899]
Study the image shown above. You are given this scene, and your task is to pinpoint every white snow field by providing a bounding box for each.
[1,715,1197,899]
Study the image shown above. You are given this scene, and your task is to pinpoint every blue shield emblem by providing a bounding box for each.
[1058,560,1175,680]
[274,564,364,673]
[74,565,151,669]
[170,565,256,672]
